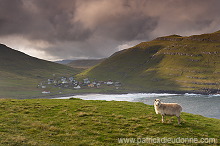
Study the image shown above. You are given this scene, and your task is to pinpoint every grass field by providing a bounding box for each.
[0,98,219,145]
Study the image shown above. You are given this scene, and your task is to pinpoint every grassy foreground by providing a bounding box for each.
[0,98,219,145]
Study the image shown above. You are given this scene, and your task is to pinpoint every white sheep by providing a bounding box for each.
[154,99,182,124]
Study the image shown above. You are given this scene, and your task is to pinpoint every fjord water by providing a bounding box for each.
[55,93,220,119]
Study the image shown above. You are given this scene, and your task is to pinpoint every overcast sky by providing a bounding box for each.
[0,0,220,61]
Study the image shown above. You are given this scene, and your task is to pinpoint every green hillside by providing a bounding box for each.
[0,44,79,98]
[0,99,219,145]
[77,31,220,94]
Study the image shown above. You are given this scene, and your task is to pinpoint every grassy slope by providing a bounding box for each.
[0,99,219,145]
[77,31,220,94]
[0,44,79,98]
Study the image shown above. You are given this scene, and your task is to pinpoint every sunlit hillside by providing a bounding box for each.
[77,31,220,94]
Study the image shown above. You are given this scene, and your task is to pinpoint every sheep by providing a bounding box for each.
[154,99,182,124]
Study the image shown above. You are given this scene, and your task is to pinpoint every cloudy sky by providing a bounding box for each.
[0,0,220,61]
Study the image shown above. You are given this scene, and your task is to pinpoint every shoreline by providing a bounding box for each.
[14,91,220,120]
[40,92,220,120]
[34,89,219,99]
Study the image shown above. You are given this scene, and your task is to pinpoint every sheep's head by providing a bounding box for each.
[154,99,161,106]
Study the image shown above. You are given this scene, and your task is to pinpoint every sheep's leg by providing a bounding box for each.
[177,116,181,124]
[162,115,164,123]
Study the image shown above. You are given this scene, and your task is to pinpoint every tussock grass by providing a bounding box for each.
[0,99,219,145]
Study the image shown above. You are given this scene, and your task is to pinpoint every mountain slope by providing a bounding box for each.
[0,44,79,98]
[77,31,220,94]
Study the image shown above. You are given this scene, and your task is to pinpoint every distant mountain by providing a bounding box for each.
[0,44,79,98]
[76,31,220,94]
[67,59,105,69]
[55,59,74,64]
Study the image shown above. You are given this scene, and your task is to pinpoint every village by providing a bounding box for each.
[37,75,122,94]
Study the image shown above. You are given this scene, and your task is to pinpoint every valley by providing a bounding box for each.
[0,30,220,98]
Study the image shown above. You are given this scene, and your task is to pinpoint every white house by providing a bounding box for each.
[83,78,90,84]
[41,85,46,89]
[42,91,50,94]
[74,85,81,89]
[107,81,114,85]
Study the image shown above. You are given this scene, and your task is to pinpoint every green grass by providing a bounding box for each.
[0,99,219,145]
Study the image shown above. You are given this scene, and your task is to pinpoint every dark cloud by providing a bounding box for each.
[0,0,92,42]
[0,0,220,60]
[94,15,158,41]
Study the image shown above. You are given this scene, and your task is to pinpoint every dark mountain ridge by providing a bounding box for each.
[0,44,78,98]
[0,44,77,76]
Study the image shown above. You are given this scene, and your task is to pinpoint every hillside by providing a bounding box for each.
[67,58,105,69]
[0,98,219,145]
[0,44,79,98]
[77,31,220,94]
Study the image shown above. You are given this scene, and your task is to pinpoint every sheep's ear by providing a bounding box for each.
[155,99,156,101]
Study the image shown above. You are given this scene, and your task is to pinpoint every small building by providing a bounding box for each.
[96,83,101,88]
[83,78,90,84]
[114,82,122,87]
[42,91,50,94]
[61,77,68,84]
[48,79,53,81]
[41,85,46,89]
[92,81,97,85]
[107,80,114,85]
[74,85,81,89]
[69,77,74,82]
[73,82,78,86]
[61,78,68,84]
[88,83,95,87]
[48,79,54,84]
